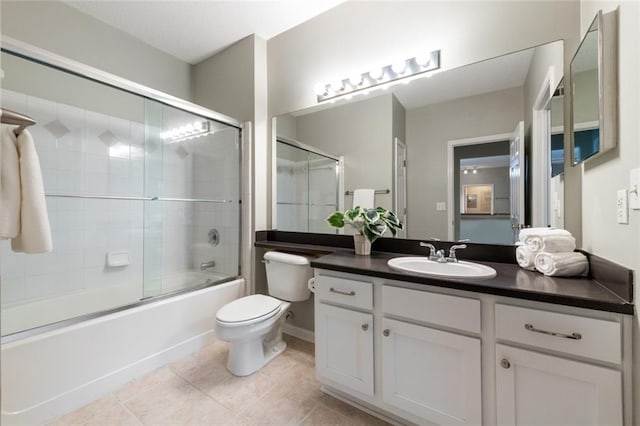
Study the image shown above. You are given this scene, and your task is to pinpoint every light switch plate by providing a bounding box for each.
[436,202,446,211]
[630,168,640,210]
[617,189,629,224]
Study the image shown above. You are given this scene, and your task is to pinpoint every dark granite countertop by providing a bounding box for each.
[310,251,633,314]
[255,231,635,315]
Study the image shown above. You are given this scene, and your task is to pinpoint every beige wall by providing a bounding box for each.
[1,1,192,100]
[193,35,256,122]
[406,87,524,239]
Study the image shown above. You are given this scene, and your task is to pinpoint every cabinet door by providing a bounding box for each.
[496,344,622,426]
[381,318,482,425]
[315,303,374,396]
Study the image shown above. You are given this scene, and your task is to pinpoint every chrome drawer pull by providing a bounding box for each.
[525,323,582,340]
[330,287,356,296]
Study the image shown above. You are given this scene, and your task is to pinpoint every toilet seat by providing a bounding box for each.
[216,294,282,326]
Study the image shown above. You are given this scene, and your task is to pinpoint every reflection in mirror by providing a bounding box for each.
[550,79,565,229]
[275,139,340,233]
[274,40,564,245]
[570,9,618,165]
[571,15,600,164]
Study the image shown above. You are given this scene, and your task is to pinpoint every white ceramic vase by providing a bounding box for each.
[353,234,372,256]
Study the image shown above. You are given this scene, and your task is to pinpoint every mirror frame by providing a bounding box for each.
[570,9,618,166]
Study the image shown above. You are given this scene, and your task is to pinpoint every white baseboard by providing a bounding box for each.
[283,323,314,343]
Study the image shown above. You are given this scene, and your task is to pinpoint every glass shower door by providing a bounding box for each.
[276,140,339,233]
[142,100,241,299]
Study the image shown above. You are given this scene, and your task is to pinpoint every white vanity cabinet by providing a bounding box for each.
[381,286,482,425]
[313,269,632,426]
[315,275,374,396]
[495,304,624,426]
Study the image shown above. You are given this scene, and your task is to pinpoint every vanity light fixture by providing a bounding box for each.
[316,50,441,102]
[160,120,210,143]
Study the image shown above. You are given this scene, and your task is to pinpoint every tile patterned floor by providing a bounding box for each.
[49,335,391,425]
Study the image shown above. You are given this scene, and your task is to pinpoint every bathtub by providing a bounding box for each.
[0,278,244,425]
[1,271,227,336]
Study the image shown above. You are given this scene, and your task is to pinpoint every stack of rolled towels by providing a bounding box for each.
[516,228,589,277]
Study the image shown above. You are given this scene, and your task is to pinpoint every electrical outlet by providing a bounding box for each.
[436,202,446,211]
[630,168,640,210]
[616,189,629,224]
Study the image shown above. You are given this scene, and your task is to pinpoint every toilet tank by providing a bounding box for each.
[263,251,312,302]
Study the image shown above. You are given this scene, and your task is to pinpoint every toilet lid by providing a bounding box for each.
[216,294,282,323]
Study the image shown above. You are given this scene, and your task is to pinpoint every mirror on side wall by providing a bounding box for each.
[273,40,565,245]
[570,9,618,165]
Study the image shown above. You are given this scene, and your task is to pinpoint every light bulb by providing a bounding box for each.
[193,121,204,131]
[349,74,363,86]
[332,79,345,92]
[369,67,384,81]
[391,60,407,75]
[415,54,432,68]
[314,83,328,96]
[463,169,468,174]
[473,168,477,174]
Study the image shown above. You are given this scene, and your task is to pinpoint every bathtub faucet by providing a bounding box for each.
[200,260,216,271]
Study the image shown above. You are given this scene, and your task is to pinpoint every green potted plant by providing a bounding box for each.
[326,206,403,255]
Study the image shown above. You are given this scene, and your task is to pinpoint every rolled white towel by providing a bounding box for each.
[518,227,572,242]
[516,245,536,271]
[524,235,576,254]
[534,252,589,277]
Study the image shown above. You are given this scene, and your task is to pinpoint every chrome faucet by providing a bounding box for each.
[200,260,216,271]
[447,244,467,263]
[419,242,437,260]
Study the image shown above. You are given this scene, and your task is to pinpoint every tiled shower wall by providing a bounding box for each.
[1,89,146,308]
[1,89,239,316]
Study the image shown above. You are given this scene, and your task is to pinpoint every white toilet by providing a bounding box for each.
[215,251,312,376]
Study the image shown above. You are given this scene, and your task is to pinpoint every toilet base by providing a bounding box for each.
[226,338,287,377]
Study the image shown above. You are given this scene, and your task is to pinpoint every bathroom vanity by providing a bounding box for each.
[256,232,634,426]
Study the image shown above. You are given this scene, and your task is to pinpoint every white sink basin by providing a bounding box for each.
[387,257,497,279]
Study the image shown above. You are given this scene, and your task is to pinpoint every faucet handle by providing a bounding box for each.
[448,244,467,262]
[419,242,437,258]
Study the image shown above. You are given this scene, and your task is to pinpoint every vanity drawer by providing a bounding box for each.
[382,285,481,333]
[315,276,373,310]
[495,304,621,364]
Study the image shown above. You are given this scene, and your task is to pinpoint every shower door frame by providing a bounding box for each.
[0,36,248,342]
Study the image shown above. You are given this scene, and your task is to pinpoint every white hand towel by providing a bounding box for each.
[516,245,536,271]
[0,124,21,239]
[352,189,375,209]
[534,252,589,277]
[10,128,52,253]
[518,227,572,242]
[524,235,576,254]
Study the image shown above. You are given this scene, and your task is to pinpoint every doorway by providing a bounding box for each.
[447,123,522,244]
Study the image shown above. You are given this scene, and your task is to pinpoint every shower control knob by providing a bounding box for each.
[500,358,511,369]
[362,324,369,331]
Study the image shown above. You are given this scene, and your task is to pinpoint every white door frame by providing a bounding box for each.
[531,67,555,227]
[393,137,407,237]
[447,133,511,241]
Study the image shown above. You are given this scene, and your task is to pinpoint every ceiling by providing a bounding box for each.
[63,0,346,64]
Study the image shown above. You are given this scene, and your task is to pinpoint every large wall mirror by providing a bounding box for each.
[273,40,565,245]
[570,9,618,165]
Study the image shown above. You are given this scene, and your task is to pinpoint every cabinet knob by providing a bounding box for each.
[500,358,511,369]
[362,324,369,331]
[383,329,390,336]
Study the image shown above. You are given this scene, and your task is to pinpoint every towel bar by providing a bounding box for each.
[345,189,390,195]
